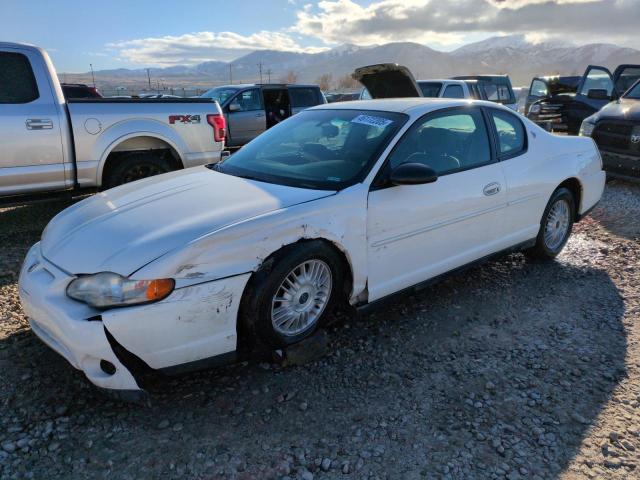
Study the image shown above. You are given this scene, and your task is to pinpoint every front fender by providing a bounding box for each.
[132,186,369,304]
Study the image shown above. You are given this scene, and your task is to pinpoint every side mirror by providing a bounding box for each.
[228,102,241,112]
[390,163,438,186]
[587,88,611,100]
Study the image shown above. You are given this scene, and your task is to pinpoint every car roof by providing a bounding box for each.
[208,83,320,89]
[309,98,511,114]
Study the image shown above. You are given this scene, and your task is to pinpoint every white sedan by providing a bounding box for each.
[19,96,605,398]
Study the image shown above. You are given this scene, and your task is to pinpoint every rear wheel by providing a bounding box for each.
[239,241,345,348]
[103,152,174,189]
[525,187,575,260]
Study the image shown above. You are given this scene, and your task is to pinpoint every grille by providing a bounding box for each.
[592,120,640,156]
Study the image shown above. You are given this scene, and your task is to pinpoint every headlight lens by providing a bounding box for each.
[529,104,541,114]
[580,120,596,137]
[66,272,174,309]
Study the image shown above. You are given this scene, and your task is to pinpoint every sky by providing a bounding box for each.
[1,0,639,72]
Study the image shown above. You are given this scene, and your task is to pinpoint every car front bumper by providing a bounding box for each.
[18,243,249,393]
[18,243,141,391]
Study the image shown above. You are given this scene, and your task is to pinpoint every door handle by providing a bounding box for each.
[26,119,53,130]
[483,182,501,196]
[255,113,265,118]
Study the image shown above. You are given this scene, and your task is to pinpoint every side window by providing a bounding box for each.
[289,87,320,108]
[0,52,39,104]
[442,84,464,99]
[229,89,263,112]
[489,109,526,156]
[530,79,548,97]
[580,67,613,96]
[388,108,491,176]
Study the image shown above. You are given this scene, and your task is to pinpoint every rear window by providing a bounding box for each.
[479,80,515,104]
[418,82,442,97]
[289,87,321,107]
[442,84,464,98]
[0,52,39,104]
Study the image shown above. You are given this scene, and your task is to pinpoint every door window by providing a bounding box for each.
[489,109,526,157]
[229,89,263,111]
[580,67,613,96]
[418,82,442,97]
[388,108,491,176]
[442,84,464,98]
[530,79,548,97]
[0,52,39,104]
[289,87,320,108]
[615,67,640,94]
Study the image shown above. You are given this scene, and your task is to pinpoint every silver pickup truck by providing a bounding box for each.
[0,42,226,199]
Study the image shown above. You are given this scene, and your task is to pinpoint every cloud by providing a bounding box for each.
[108,31,328,66]
[293,0,640,49]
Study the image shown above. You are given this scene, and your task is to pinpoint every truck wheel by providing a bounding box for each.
[525,187,575,260]
[239,241,345,349]
[103,152,174,189]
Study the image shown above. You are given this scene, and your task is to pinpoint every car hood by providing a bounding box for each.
[41,167,335,275]
[593,98,640,122]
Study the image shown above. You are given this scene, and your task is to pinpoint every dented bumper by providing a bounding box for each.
[19,243,250,392]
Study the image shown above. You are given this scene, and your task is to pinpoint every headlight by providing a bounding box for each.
[529,104,541,114]
[579,120,595,137]
[67,272,175,309]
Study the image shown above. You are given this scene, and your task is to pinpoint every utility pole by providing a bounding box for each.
[89,63,96,88]
[257,61,263,83]
[229,64,233,84]
[146,68,151,90]
[266,69,272,84]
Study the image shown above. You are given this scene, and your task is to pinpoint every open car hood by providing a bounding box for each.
[352,63,422,99]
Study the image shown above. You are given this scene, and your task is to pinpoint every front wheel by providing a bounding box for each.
[239,241,345,348]
[525,187,575,260]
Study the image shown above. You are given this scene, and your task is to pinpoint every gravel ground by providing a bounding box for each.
[0,180,639,480]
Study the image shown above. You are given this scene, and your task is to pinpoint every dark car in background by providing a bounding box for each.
[581,79,640,180]
[60,83,102,99]
[526,64,640,134]
[201,83,325,147]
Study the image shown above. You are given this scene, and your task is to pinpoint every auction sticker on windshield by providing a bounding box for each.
[351,114,394,128]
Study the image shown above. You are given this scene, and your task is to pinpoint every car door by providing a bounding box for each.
[366,106,507,301]
[612,64,640,96]
[483,108,539,244]
[570,65,616,131]
[225,88,266,147]
[0,48,67,196]
[526,78,548,115]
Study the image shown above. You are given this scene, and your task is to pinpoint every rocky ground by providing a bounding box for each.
[0,180,639,480]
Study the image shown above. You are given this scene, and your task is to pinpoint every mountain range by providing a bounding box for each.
[61,35,640,90]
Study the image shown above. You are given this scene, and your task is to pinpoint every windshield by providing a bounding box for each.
[201,87,239,104]
[418,81,442,97]
[212,109,407,190]
[624,80,640,99]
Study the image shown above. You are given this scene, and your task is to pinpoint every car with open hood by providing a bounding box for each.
[526,64,640,134]
[20,84,605,399]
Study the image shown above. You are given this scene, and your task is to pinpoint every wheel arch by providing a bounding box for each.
[96,131,187,187]
[248,237,355,301]
[557,177,583,219]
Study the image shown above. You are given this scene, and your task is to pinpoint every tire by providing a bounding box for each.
[239,241,345,349]
[103,152,174,189]
[525,187,575,260]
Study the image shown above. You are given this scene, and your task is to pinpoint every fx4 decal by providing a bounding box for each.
[169,115,201,125]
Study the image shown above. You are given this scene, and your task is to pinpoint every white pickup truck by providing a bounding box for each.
[0,42,226,199]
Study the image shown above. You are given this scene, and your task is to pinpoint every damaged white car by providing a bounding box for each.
[19,68,605,397]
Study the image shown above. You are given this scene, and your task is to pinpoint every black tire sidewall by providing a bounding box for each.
[104,153,173,189]
[239,242,345,349]
[535,187,575,258]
